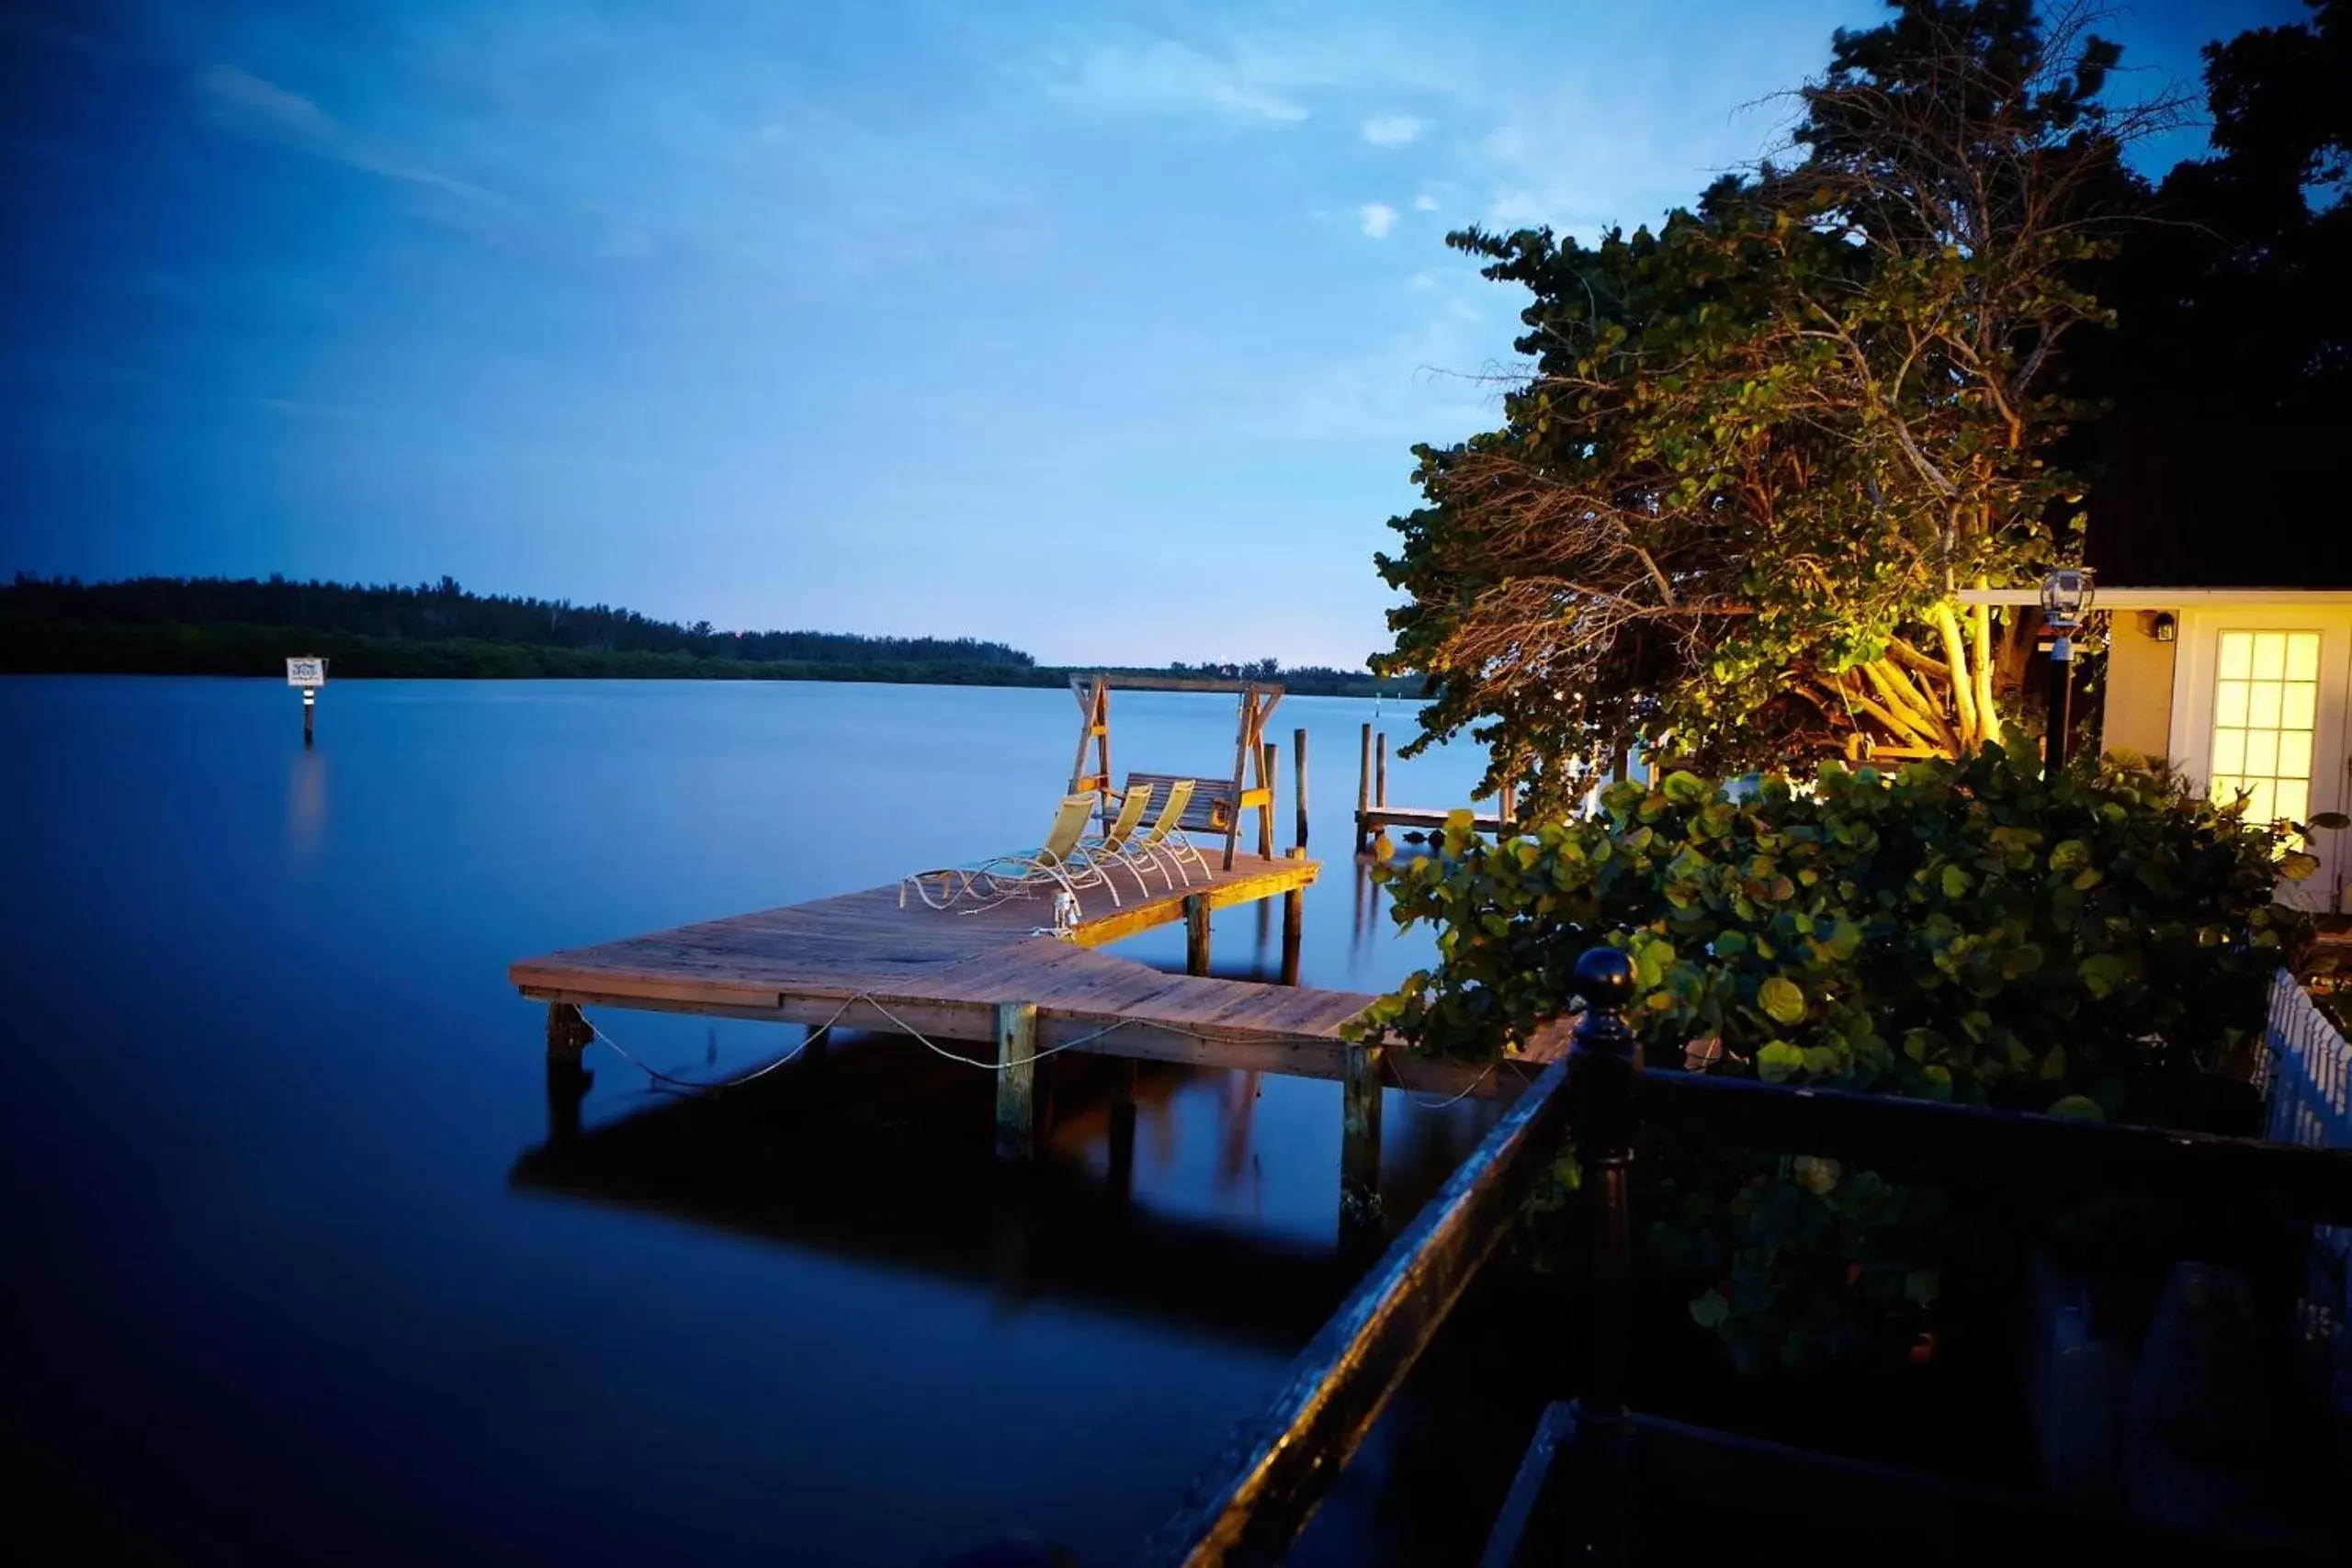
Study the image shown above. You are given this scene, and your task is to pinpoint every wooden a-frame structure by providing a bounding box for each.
[1068,674,1283,871]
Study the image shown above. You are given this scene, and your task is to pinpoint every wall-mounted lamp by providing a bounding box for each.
[2143,611,2177,643]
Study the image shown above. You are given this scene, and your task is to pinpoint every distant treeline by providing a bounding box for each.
[0,574,1418,697]
[1,573,1033,667]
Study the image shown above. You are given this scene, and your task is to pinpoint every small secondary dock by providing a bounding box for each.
[1351,721,1516,852]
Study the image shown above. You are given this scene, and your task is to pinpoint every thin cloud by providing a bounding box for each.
[1413,192,1439,211]
[191,65,517,217]
[1358,201,1396,237]
[194,65,338,143]
[1044,38,1308,123]
[1361,114,1425,146]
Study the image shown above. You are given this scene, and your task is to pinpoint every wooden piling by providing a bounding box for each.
[1341,1043,1385,1233]
[1260,740,1279,859]
[1184,893,1212,976]
[1356,722,1373,853]
[302,689,316,748]
[1281,846,1305,987]
[995,1000,1037,1163]
[1293,727,1309,850]
[1374,731,1388,808]
[544,1000,592,1065]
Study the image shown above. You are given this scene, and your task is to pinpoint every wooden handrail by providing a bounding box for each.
[1133,1057,1573,1568]
[1637,1070,2352,1225]
[1141,948,2352,1567]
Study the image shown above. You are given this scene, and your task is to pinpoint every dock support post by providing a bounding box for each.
[545,1001,593,1066]
[1293,727,1310,851]
[1281,846,1305,987]
[1260,740,1279,859]
[994,1001,1038,1163]
[1374,731,1388,808]
[1355,722,1373,853]
[1340,1044,1385,1241]
[1183,894,1212,976]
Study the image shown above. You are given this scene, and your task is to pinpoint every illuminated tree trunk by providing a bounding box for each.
[1809,595,2026,762]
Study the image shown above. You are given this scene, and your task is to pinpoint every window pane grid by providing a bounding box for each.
[2210,630,2322,830]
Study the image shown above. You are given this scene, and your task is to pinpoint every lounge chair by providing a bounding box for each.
[1129,777,1210,886]
[900,794,1116,913]
[1086,782,1162,896]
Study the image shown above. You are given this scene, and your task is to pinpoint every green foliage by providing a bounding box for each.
[2084,0,2352,423]
[1647,1146,1949,1375]
[1361,746,2324,1373]
[1371,0,2154,800]
[1363,749,2309,1114]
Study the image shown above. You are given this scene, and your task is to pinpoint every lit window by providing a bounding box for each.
[2210,629,2321,826]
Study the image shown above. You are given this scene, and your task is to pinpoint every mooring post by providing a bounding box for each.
[1281,846,1305,987]
[1292,726,1310,850]
[1564,946,1640,1566]
[1183,894,1212,976]
[1260,739,1279,859]
[1374,731,1388,808]
[544,1000,593,1066]
[302,688,316,747]
[1340,1043,1385,1241]
[1356,722,1373,853]
[995,1000,1038,1163]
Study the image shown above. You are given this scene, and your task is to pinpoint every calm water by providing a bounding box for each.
[1,677,1524,1565]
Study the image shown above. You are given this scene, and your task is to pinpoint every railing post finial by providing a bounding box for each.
[1565,943,1640,1566]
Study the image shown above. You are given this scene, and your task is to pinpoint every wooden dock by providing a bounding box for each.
[1351,721,1517,852]
[1357,805,1513,837]
[515,849,1552,1200]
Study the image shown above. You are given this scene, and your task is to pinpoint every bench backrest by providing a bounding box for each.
[1125,772,1237,835]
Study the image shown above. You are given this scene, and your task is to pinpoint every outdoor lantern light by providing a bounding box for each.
[2040,568,2095,780]
[2039,567,2095,631]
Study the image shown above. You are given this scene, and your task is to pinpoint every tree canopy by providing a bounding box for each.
[1374,1,2187,809]
[2085,0,2350,423]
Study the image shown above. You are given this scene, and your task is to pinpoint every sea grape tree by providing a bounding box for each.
[1374,2,2186,809]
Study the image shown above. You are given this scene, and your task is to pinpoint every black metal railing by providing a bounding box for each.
[1138,947,2352,1568]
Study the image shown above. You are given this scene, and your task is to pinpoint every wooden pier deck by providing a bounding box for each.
[513,852,1540,1102]
[1358,805,1513,837]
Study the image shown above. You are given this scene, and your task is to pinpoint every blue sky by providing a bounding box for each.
[0,0,2301,665]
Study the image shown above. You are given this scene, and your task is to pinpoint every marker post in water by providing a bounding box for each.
[286,656,326,746]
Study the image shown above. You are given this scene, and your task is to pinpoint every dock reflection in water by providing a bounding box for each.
[522,1025,1503,1352]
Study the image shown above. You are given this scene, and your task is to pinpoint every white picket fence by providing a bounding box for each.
[2256,968,2352,1426]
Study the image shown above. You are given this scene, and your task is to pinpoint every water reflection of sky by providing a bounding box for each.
[2,677,1517,1566]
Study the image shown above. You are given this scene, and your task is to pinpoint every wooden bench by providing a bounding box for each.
[1124,772,1243,835]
